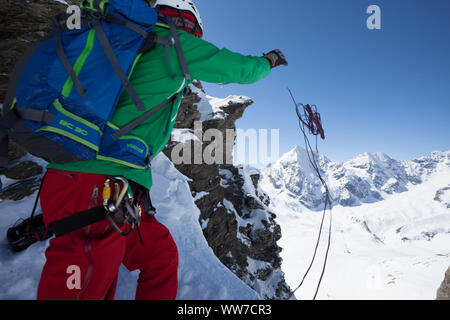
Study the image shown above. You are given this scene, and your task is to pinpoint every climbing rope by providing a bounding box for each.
[287,88,333,300]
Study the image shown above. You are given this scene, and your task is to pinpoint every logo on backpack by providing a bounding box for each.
[59,120,89,136]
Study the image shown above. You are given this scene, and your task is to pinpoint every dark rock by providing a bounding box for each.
[434,186,450,209]
[8,140,27,162]
[0,0,77,102]
[174,88,201,129]
[437,267,450,300]
[162,86,292,299]
[0,176,42,201]
[3,161,43,180]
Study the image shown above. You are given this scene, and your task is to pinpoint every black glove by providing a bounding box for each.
[263,49,288,68]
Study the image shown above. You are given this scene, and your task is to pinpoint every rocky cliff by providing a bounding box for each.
[0,0,75,199]
[437,267,450,300]
[163,84,292,299]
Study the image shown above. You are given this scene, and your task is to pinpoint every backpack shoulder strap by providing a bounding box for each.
[165,16,191,82]
[110,16,192,140]
[90,16,148,111]
[53,15,87,99]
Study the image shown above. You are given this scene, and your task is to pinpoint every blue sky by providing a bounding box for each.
[193,0,450,165]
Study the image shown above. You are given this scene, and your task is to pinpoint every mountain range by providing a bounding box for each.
[259,146,450,299]
[261,146,450,209]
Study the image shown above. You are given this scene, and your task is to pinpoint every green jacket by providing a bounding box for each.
[48,25,271,189]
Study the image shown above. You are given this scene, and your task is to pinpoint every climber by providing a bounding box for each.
[36,0,288,300]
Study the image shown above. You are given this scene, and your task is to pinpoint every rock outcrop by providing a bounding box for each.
[437,267,450,300]
[0,0,62,200]
[163,84,292,299]
[0,0,78,102]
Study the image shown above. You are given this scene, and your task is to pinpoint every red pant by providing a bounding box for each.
[37,169,178,300]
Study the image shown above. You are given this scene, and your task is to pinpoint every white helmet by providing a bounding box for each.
[154,0,203,33]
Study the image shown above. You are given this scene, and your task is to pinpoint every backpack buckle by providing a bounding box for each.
[81,0,109,15]
[81,0,109,24]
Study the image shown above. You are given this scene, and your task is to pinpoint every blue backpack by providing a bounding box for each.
[0,0,190,169]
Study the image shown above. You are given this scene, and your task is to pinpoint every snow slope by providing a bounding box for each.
[0,154,260,300]
[260,147,450,299]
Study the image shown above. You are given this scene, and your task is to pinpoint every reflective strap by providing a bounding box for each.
[91,19,145,111]
[37,125,99,152]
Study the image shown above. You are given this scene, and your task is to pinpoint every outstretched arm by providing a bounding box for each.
[178,31,272,85]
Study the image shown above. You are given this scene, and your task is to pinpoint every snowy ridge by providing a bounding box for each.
[235,166,288,299]
[216,164,291,299]
[260,147,450,299]
[189,85,252,122]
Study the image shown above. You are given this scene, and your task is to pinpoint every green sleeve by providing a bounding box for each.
[177,31,271,85]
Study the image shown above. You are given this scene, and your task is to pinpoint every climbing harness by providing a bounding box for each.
[102,176,141,238]
[287,88,333,300]
[6,175,155,252]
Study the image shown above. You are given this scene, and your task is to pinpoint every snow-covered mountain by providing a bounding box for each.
[262,146,450,208]
[260,147,450,299]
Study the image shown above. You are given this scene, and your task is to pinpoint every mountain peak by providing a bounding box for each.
[263,148,450,209]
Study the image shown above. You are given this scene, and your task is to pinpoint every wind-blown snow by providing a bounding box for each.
[0,153,260,300]
[260,147,450,299]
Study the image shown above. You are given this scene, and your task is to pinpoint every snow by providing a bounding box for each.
[171,128,201,144]
[189,85,251,122]
[193,191,209,201]
[1,142,448,300]
[53,0,69,5]
[439,188,450,205]
[0,153,260,300]
[260,148,450,300]
[246,257,283,299]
